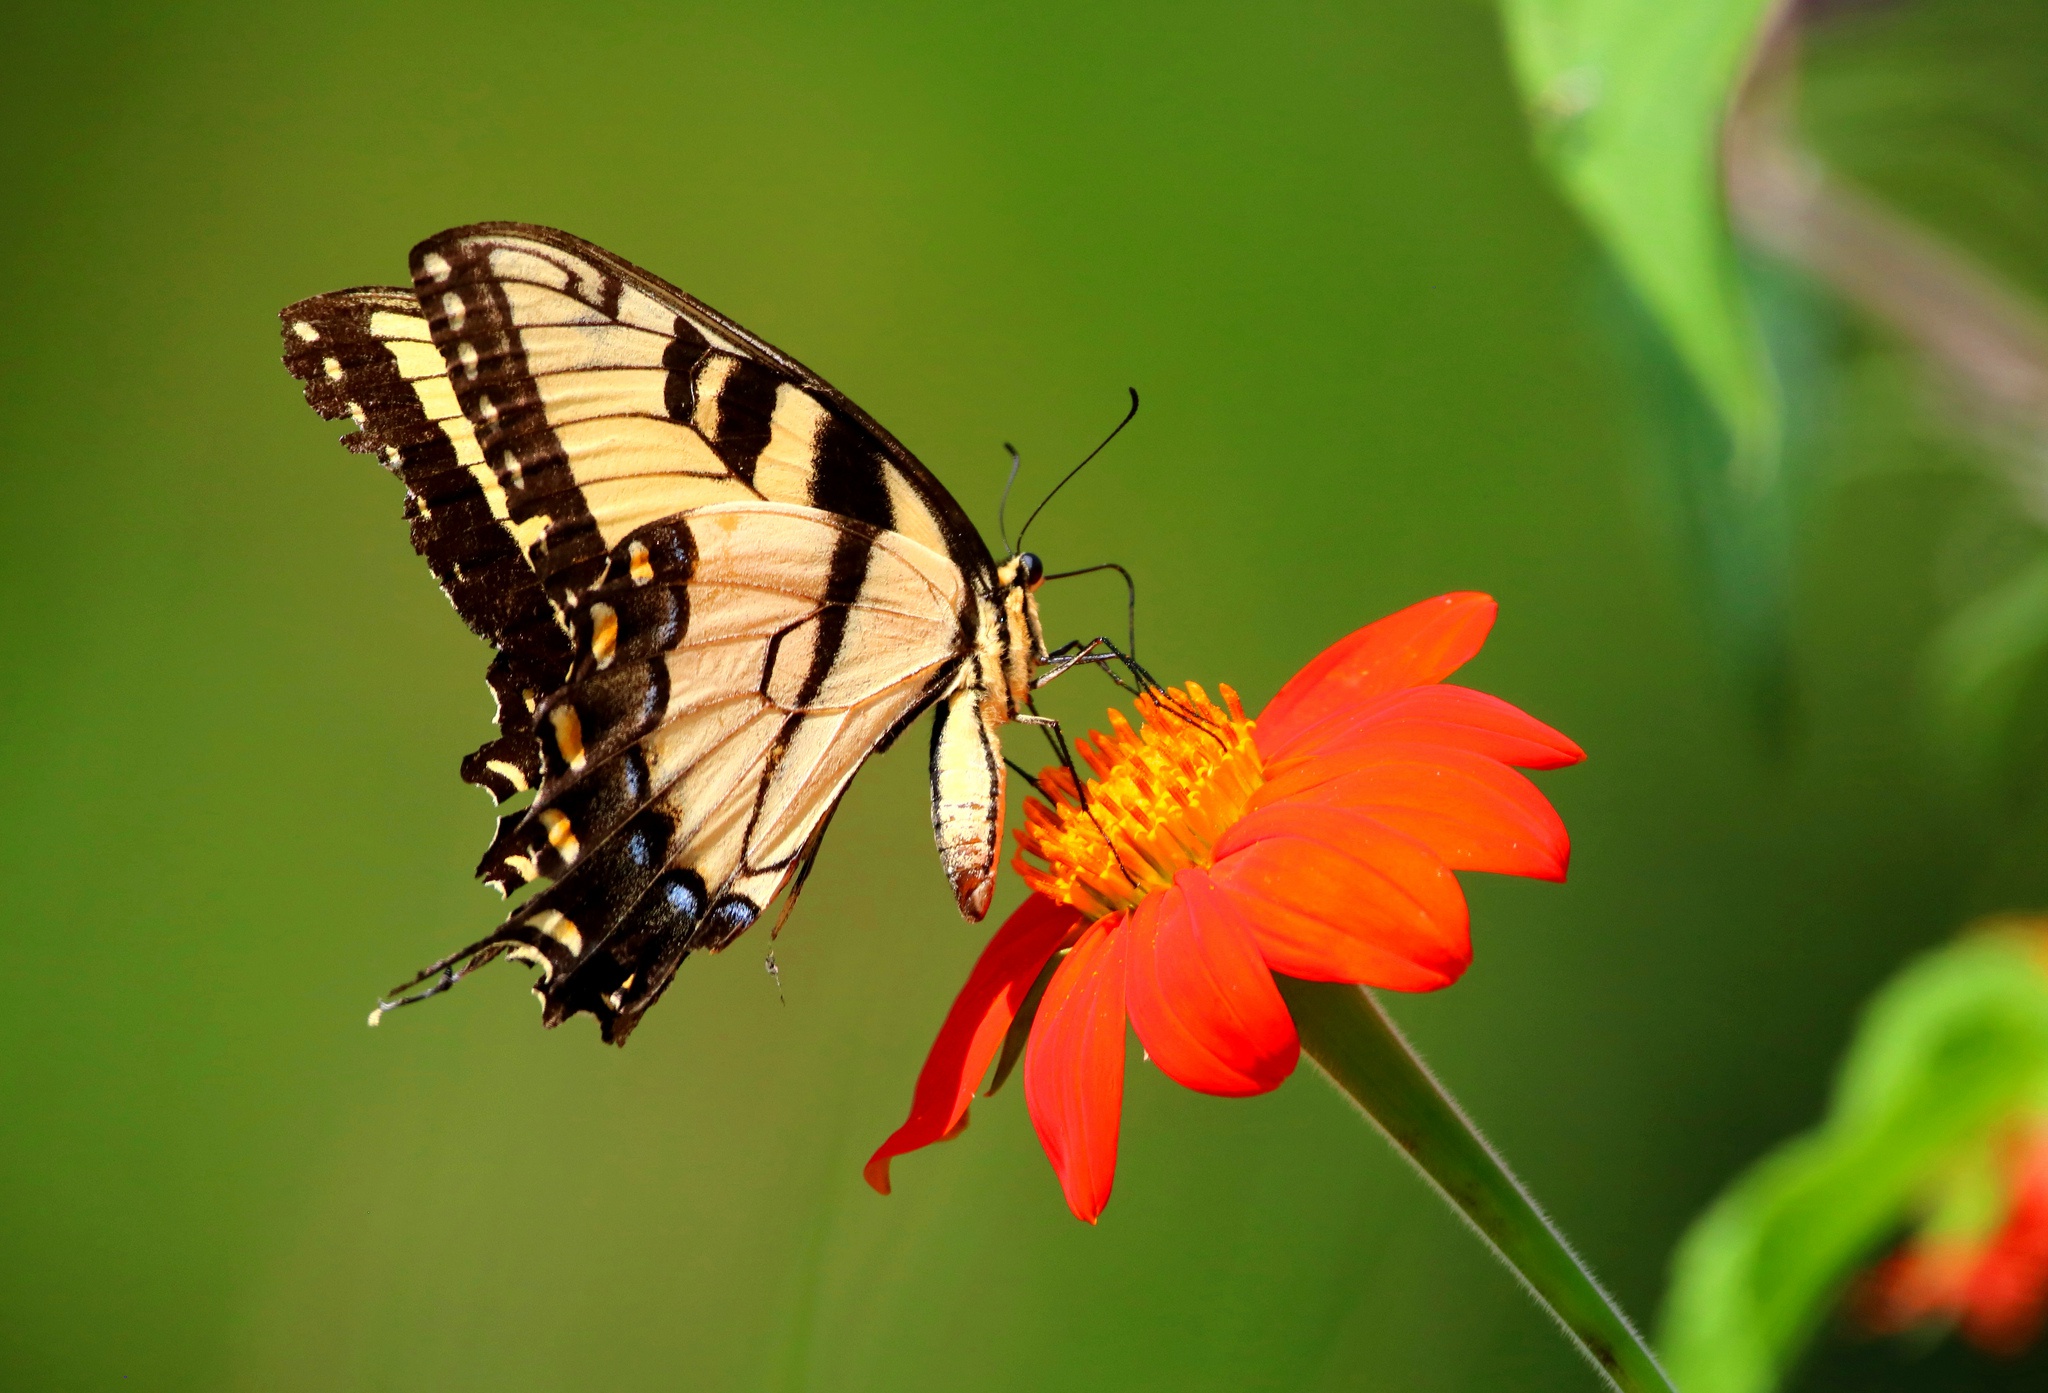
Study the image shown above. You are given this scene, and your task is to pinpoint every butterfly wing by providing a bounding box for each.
[284,224,1004,1041]
[464,502,969,1042]
[282,289,571,802]
[405,221,993,594]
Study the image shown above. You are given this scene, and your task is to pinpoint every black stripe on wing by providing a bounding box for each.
[430,222,995,583]
[809,412,897,533]
[279,290,572,805]
[690,355,781,488]
[410,236,609,605]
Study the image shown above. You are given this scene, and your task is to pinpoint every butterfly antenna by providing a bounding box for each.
[997,444,1024,555]
[1014,389,1139,553]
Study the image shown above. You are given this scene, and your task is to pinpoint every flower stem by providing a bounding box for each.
[1276,977,1677,1393]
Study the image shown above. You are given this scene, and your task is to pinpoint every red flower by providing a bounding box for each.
[1857,1122,2048,1356]
[865,592,1584,1221]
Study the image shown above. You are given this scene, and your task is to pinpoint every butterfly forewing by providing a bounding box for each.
[280,289,571,803]
[406,223,990,585]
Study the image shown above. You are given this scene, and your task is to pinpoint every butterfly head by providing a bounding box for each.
[1002,551,1046,592]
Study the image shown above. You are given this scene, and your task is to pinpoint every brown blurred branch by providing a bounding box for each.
[1725,19,2048,515]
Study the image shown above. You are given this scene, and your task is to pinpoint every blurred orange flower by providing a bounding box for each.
[865,592,1585,1221]
[1857,1122,2048,1356]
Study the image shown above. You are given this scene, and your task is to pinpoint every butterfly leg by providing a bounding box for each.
[1036,638,1230,751]
[1032,637,1120,690]
[1013,705,1144,892]
[1036,635,1176,701]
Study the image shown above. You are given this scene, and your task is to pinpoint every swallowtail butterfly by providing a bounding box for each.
[283,224,1069,1043]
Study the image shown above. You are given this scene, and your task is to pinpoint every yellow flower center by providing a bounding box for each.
[1015,682,1266,920]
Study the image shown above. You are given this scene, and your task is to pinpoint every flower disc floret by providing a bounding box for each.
[1015,683,1264,920]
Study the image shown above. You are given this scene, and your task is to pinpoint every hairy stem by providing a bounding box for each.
[1277,977,1677,1393]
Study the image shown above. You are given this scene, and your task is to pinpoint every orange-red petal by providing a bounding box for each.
[1253,741,1570,882]
[1856,1247,1974,1334]
[1268,682,1585,770]
[1256,593,1497,754]
[1024,916,1131,1223]
[1961,1137,2048,1354]
[864,893,1083,1195]
[1207,801,1470,989]
[1125,871,1299,1097]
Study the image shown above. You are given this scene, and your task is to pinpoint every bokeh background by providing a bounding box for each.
[6,2,2047,1389]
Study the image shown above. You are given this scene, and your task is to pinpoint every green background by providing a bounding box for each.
[3,3,2044,1389]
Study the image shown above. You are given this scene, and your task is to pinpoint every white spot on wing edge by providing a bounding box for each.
[533,910,584,957]
[293,321,319,343]
[463,458,539,541]
[441,291,467,331]
[483,758,530,792]
[505,943,552,980]
[421,250,452,282]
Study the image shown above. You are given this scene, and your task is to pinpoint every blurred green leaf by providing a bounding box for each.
[1794,0,2048,781]
[1658,929,2048,1393]
[1497,0,1796,734]
[1496,0,1780,469]
[1595,250,1834,738]
[1925,550,2048,786]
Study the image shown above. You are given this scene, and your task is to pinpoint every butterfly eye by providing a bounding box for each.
[1016,552,1044,589]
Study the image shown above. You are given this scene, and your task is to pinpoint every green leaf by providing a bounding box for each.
[1924,550,2048,786]
[1657,930,2048,1393]
[1595,249,1834,739]
[1497,0,1800,735]
[1496,0,1781,471]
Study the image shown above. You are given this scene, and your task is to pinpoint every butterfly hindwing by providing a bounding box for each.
[465,504,971,1041]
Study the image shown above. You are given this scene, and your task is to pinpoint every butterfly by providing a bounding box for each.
[282,223,1120,1043]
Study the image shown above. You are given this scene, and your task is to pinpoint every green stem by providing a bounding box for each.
[1276,977,1678,1393]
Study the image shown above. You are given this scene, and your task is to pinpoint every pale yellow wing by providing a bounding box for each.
[456,501,971,1042]
[405,223,994,602]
